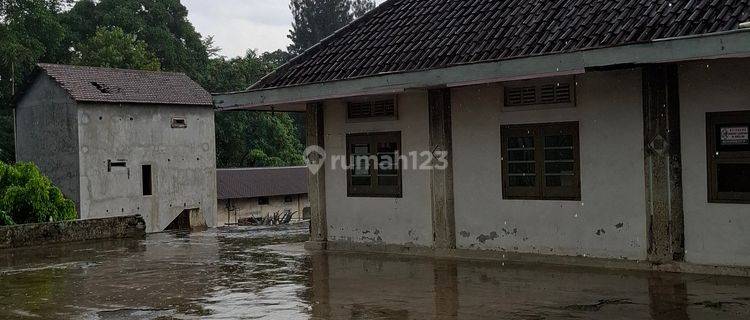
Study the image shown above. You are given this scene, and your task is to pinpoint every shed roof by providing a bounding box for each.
[217,167,309,200]
[252,0,750,90]
[34,64,213,106]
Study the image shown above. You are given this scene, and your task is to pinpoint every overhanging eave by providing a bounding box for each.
[213,29,750,111]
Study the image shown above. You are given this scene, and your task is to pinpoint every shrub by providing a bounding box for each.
[0,162,76,226]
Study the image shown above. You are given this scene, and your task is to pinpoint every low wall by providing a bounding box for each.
[0,215,146,249]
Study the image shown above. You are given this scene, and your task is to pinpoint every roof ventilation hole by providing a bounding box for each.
[91,81,112,94]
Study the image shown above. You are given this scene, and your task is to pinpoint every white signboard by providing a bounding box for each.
[721,126,749,146]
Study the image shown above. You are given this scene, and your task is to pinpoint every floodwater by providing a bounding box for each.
[2,229,750,319]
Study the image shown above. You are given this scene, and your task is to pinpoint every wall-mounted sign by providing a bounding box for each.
[720,126,749,146]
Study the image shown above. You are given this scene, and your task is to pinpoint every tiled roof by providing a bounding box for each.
[217,167,309,200]
[37,64,213,106]
[252,0,750,90]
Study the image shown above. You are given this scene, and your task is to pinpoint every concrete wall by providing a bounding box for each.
[0,215,145,249]
[15,75,81,207]
[451,69,648,260]
[217,194,309,226]
[324,92,433,247]
[680,58,750,267]
[77,103,217,232]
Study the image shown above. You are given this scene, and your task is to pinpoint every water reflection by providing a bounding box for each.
[2,229,750,319]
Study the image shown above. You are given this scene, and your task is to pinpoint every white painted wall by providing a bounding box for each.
[680,58,750,267]
[217,194,310,226]
[451,69,648,260]
[324,92,433,247]
[77,104,217,232]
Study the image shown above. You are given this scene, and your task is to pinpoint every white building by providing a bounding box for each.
[15,64,217,232]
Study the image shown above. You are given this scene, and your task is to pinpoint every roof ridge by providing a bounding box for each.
[247,0,400,91]
[37,63,191,77]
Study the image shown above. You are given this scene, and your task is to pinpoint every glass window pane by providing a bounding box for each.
[718,163,750,193]
[509,176,535,187]
[351,144,370,177]
[508,136,534,149]
[377,141,399,177]
[544,133,575,188]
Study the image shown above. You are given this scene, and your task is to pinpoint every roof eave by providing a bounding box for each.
[214,29,750,111]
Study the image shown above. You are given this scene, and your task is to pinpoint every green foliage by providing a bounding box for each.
[288,0,377,54]
[216,111,304,169]
[72,26,161,70]
[0,162,76,226]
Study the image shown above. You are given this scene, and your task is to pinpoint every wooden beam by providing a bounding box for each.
[643,64,685,263]
[429,88,456,250]
[305,102,328,250]
[214,30,750,110]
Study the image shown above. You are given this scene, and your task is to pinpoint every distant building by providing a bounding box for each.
[14,64,217,232]
[217,167,309,226]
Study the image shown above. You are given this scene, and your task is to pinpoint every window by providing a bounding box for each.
[346,131,402,197]
[284,195,294,203]
[142,165,152,196]
[258,197,270,205]
[505,81,574,107]
[501,122,580,200]
[707,112,750,203]
[347,98,397,120]
[171,117,187,128]
[108,160,127,172]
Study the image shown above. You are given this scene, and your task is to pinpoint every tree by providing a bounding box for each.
[0,162,76,226]
[206,50,304,168]
[351,0,376,19]
[0,0,70,163]
[72,26,161,71]
[63,0,210,82]
[287,0,352,55]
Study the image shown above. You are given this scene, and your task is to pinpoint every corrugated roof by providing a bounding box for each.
[36,63,213,106]
[252,0,750,90]
[217,167,309,200]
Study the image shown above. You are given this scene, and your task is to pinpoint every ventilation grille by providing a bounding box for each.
[348,99,396,119]
[506,82,573,106]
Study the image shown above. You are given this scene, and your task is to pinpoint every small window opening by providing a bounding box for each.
[284,195,294,203]
[258,197,270,205]
[171,117,187,128]
[108,160,127,172]
[142,165,153,196]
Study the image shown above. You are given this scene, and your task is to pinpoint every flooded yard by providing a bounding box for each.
[2,228,750,319]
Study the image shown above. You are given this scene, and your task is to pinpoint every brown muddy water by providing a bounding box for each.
[2,228,750,320]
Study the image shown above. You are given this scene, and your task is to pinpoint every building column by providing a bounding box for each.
[642,64,685,263]
[305,102,327,250]
[428,89,457,251]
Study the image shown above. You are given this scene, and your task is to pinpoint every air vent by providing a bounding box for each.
[505,81,573,107]
[348,99,397,120]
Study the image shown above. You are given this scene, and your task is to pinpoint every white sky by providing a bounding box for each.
[182,0,293,58]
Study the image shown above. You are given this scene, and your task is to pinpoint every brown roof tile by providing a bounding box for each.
[37,64,213,106]
[217,167,309,200]
[252,0,750,90]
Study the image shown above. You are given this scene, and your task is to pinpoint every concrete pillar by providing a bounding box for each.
[305,102,327,250]
[642,65,685,263]
[428,89,456,251]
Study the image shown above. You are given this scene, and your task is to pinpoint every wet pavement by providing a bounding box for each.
[2,228,750,319]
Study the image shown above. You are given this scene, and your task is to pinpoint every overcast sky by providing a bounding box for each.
[182,0,293,58]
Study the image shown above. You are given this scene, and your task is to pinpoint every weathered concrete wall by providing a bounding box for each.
[76,104,217,232]
[324,92,433,247]
[680,58,750,267]
[0,215,145,249]
[15,75,81,208]
[451,69,648,260]
[217,194,310,226]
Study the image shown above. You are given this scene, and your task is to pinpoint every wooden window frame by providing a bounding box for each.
[501,122,581,201]
[346,131,403,198]
[707,111,750,204]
